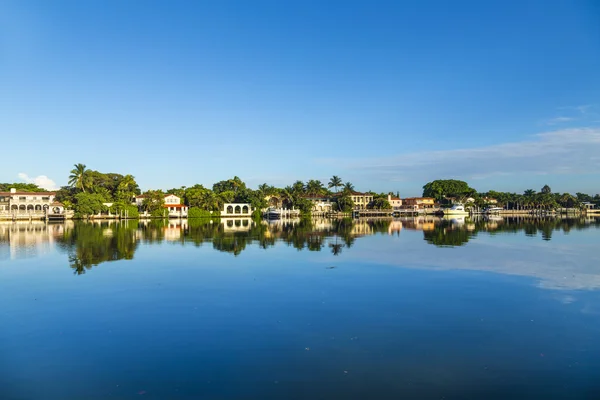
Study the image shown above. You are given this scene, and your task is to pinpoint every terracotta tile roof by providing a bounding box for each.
[163,204,187,208]
[0,191,56,196]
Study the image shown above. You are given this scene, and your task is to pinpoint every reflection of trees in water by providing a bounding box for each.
[424,216,600,247]
[424,222,474,247]
[52,216,600,271]
[56,221,138,274]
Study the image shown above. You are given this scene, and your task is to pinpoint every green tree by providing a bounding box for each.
[369,198,392,210]
[142,190,166,214]
[68,163,90,192]
[73,192,106,216]
[334,192,354,212]
[291,180,305,194]
[0,183,47,192]
[524,189,536,197]
[541,185,552,194]
[306,180,325,196]
[328,175,343,193]
[422,179,476,202]
[213,176,246,194]
[343,182,355,192]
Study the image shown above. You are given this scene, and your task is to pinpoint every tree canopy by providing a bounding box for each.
[422,179,476,202]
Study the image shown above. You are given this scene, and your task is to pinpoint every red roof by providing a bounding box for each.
[163,204,187,208]
[0,191,56,196]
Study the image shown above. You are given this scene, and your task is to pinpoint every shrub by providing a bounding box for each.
[188,207,216,218]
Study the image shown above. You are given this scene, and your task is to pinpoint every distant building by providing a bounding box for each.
[402,197,436,210]
[0,188,61,215]
[133,194,188,218]
[387,194,402,211]
[482,197,498,204]
[133,195,146,207]
[302,195,334,213]
[582,202,596,210]
[345,191,374,210]
[163,194,188,218]
[221,203,253,217]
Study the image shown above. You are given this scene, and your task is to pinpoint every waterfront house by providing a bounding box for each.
[345,191,374,210]
[401,197,436,210]
[133,194,188,218]
[163,194,188,218]
[582,202,596,210]
[133,194,146,207]
[221,203,254,217]
[0,189,67,220]
[387,194,402,211]
[302,195,334,213]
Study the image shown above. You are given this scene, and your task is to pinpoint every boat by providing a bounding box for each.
[442,204,469,216]
[264,207,281,219]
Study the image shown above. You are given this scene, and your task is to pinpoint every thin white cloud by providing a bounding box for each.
[18,173,59,190]
[317,127,600,182]
[545,116,573,125]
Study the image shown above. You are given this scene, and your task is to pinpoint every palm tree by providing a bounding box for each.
[524,189,536,198]
[343,182,355,192]
[328,176,343,193]
[306,180,324,196]
[68,163,89,192]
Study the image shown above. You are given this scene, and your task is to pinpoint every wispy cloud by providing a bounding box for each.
[544,105,598,126]
[545,116,574,125]
[317,127,600,182]
[17,173,59,190]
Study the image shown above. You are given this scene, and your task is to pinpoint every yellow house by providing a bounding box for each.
[402,197,436,209]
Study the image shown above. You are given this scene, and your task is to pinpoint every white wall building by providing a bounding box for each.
[221,203,253,217]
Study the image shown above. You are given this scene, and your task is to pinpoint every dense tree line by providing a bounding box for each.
[423,179,599,210]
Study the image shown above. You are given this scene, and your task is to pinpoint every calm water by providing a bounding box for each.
[1,216,600,400]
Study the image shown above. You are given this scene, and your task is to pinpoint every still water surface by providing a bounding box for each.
[1,216,600,399]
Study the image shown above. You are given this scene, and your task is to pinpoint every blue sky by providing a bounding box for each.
[1,0,599,196]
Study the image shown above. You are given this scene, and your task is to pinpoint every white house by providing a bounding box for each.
[0,188,65,218]
[221,203,253,217]
[163,194,188,218]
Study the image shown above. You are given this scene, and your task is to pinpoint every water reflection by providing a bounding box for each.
[1,216,599,273]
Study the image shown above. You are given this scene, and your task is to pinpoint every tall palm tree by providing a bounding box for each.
[328,176,343,193]
[524,189,535,198]
[306,180,324,196]
[68,163,89,192]
[343,182,355,192]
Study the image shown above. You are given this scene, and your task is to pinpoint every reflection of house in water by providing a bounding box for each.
[0,222,69,260]
[351,220,375,236]
[164,220,188,241]
[222,218,253,232]
[400,216,439,231]
[388,220,403,235]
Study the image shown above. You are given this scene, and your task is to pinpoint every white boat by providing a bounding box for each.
[443,204,469,216]
[265,207,281,219]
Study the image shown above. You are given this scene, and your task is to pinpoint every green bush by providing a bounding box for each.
[150,208,168,218]
[188,207,216,218]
